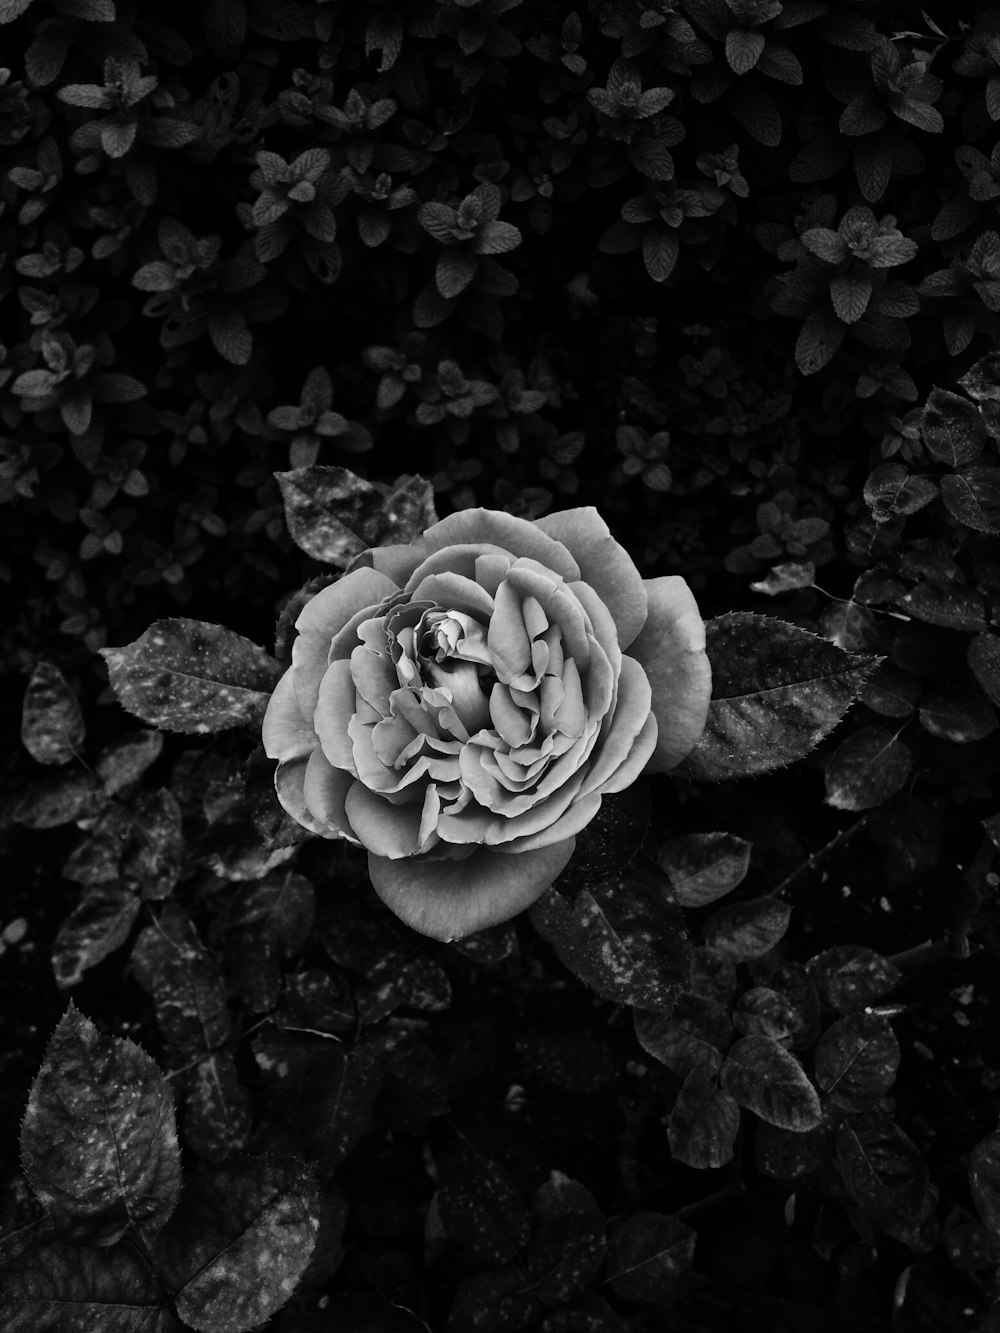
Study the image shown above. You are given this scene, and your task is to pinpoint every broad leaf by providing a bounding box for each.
[970,633,1000,707]
[101,620,281,734]
[275,466,436,566]
[21,1006,181,1246]
[0,1239,172,1332]
[919,683,998,742]
[835,1113,935,1249]
[667,1060,740,1169]
[732,987,803,1045]
[676,613,879,781]
[14,772,104,829]
[653,831,751,907]
[605,1212,696,1305]
[702,897,790,959]
[21,662,85,766]
[969,1131,1000,1241]
[920,388,986,467]
[121,790,184,900]
[95,730,164,794]
[940,468,1000,534]
[720,1035,821,1130]
[222,872,315,1012]
[527,1174,606,1308]
[807,944,902,1013]
[815,1012,900,1111]
[153,1156,320,1333]
[824,725,913,810]
[530,873,691,1013]
[439,1151,531,1266]
[52,883,141,988]
[898,579,987,631]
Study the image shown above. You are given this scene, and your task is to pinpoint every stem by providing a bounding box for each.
[771,815,868,902]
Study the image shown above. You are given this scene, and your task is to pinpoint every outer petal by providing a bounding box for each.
[420,508,581,582]
[347,540,430,585]
[274,754,337,838]
[263,668,315,761]
[368,837,576,940]
[578,655,655,797]
[295,567,399,637]
[536,508,648,649]
[628,576,711,772]
[301,747,357,840]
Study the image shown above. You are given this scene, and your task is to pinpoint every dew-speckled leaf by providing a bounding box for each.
[449,1267,538,1333]
[702,897,790,959]
[61,806,132,885]
[0,1238,174,1333]
[824,725,913,810]
[835,1113,935,1248]
[275,466,436,566]
[223,872,315,1012]
[439,1151,531,1267]
[122,790,185,900]
[919,682,998,743]
[530,874,691,1014]
[52,883,141,989]
[101,619,281,734]
[920,388,986,467]
[969,1131,1000,1241]
[527,1174,606,1309]
[95,730,164,794]
[21,662,85,766]
[815,1012,900,1112]
[21,1006,181,1247]
[732,987,803,1044]
[940,467,1000,534]
[667,1060,740,1169]
[898,579,987,631]
[653,831,751,907]
[755,1106,840,1182]
[633,1002,727,1080]
[720,1035,821,1131]
[605,1212,696,1305]
[960,354,1000,402]
[182,1052,253,1163]
[14,772,105,829]
[674,613,879,781]
[153,1155,320,1333]
[807,944,902,1013]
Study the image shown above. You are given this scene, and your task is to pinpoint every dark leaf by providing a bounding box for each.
[530,873,691,1013]
[720,1035,821,1130]
[807,944,902,1013]
[439,1151,531,1266]
[969,1131,1000,1241]
[824,725,913,810]
[668,1059,740,1169]
[921,388,987,466]
[21,662,85,765]
[732,987,803,1044]
[52,883,141,988]
[653,831,751,906]
[675,613,879,781]
[940,468,1000,534]
[21,1005,181,1246]
[969,633,1000,706]
[281,1040,385,1176]
[863,463,938,521]
[815,1012,900,1111]
[527,1174,606,1307]
[702,897,790,959]
[0,1238,172,1332]
[276,467,436,566]
[795,306,845,375]
[919,683,998,743]
[960,354,1000,403]
[755,1106,840,1181]
[14,772,104,829]
[835,1113,935,1248]
[121,790,184,899]
[95,730,164,794]
[605,1212,695,1305]
[449,1267,538,1333]
[223,872,315,1012]
[898,580,987,631]
[153,1156,320,1333]
[101,620,281,734]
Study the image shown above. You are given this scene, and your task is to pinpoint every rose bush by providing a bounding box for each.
[263,508,711,940]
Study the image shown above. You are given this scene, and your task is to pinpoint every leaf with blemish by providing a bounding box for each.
[275,466,436,566]
[153,1156,320,1333]
[101,619,281,734]
[606,1212,696,1305]
[815,1012,900,1111]
[20,1005,181,1247]
[0,1238,173,1332]
[21,662,85,766]
[653,831,751,907]
[668,1060,740,1169]
[222,872,315,1013]
[52,883,141,988]
[675,613,879,781]
[720,1035,821,1130]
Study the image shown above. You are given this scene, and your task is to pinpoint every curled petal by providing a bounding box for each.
[579,655,654,797]
[536,508,647,649]
[314,659,360,774]
[368,837,577,940]
[296,567,399,638]
[348,541,429,585]
[302,747,357,840]
[421,509,581,581]
[274,754,337,838]
[346,781,424,857]
[628,576,711,772]
[263,668,314,762]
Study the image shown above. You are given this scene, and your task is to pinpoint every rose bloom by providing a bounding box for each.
[263,508,710,941]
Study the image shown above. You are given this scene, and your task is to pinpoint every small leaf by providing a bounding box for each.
[527,1174,605,1308]
[21,1005,181,1246]
[959,354,1000,403]
[830,273,872,324]
[668,1060,740,1169]
[795,307,845,375]
[863,463,938,521]
[919,683,998,743]
[21,662,85,765]
[969,1131,1000,1241]
[153,1156,320,1333]
[732,987,803,1044]
[275,466,437,566]
[824,725,913,811]
[940,468,1000,534]
[0,1239,168,1332]
[439,1151,531,1266]
[14,772,104,829]
[702,897,791,959]
[653,831,751,907]
[921,388,987,466]
[750,561,816,595]
[755,1107,839,1182]
[529,874,691,1014]
[720,1035,821,1130]
[121,789,184,899]
[898,580,987,632]
[223,873,316,1012]
[675,613,879,781]
[52,883,140,988]
[815,1012,900,1111]
[807,945,902,1013]
[605,1212,696,1305]
[101,619,281,734]
[969,633,1000,707]
[95,729,164,793]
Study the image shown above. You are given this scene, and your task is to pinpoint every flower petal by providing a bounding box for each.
[345,781,423,857]
[535,508,647,649]
[421,508,581,581]
[348,541,429,585]
[301,746,357,840]
[578,654,653,797]
[274,754,336,837]
[314,659,360,773]
[628,576,711,772]
[295,567,399,637]
[368,837,577,940]
[262,667,315,761]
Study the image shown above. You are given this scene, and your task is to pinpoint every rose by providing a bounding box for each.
[263,507,711,941]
